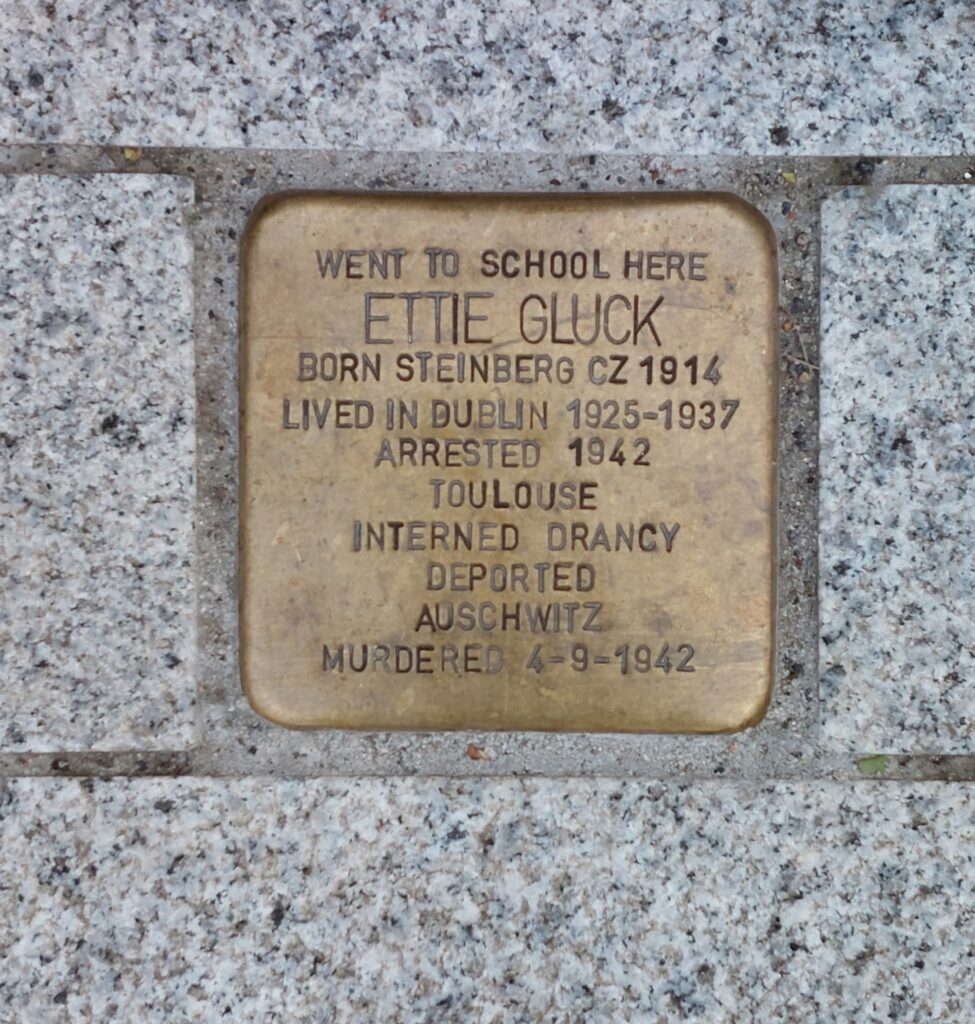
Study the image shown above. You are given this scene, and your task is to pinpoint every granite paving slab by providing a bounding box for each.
[1,2,972,155]
[820,186,975,753]
[0,174,196,751]
[1,777,973,1022]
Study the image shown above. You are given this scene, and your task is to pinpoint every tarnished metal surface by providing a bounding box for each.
[240,193,777,732]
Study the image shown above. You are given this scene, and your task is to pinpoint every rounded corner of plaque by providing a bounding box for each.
[241,191,298,250]
[240,674,299,730]
[723,688,773,734]
[712,193,778,255]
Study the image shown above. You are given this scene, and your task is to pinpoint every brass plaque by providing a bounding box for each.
[240,193,777,733]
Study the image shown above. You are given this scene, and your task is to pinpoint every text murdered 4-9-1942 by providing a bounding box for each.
[240,194,777,732]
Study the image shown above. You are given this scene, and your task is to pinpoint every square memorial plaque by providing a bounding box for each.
[239,193,777,732]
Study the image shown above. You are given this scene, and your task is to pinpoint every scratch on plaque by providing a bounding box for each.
[272,520,303,565]
[395,689,416,714]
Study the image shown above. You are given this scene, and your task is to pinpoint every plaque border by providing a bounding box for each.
[238,189,779,734]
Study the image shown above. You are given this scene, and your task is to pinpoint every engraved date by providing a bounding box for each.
[525,642,696,674]
[567,436,652,467]
[566,398,740,431]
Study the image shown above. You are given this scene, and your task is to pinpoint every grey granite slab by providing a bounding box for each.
[820,186,975,753]
[1,777,973,1021]
[0,174,196,751]
[1,3,972,155]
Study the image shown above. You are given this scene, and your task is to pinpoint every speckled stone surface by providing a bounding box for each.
[820,187,975,753]
[1,1,972,154]
[1,778,973,1022]
[2,0,975,1014]
[0,175,195,750]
